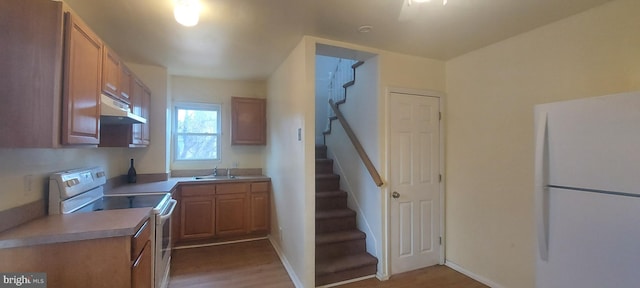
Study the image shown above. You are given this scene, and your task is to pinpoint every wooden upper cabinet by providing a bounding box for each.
[0,0,153,148]
[0,0,63,147]
[231,97,266,145]
[120,65,132,103]
[101,46,121,101]
[131,78,151,146]
[99,75,151,148]
[61,10,102,145]
[141,86,151,144]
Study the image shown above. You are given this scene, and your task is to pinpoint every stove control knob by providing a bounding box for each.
[66,178,79,187]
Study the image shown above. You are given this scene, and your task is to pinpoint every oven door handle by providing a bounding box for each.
[159,199,177,222]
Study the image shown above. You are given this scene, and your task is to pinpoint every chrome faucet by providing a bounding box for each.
[213,166,218,176]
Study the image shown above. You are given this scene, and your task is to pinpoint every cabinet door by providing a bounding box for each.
[0,0,63,147]
[249,192,270,233]
[102,46,121,100]
[120,65,132,103]
[62,11,102,145]
[131,78,144,144]
[180,196,216,240]
[215,193,248,237]
[131,241,152,288]
[231,97,266,145]
[142,86,151,144]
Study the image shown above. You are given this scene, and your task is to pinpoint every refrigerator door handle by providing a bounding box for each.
[534,112,549,261]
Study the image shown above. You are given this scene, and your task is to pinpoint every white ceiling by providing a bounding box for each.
[64,0,613,80]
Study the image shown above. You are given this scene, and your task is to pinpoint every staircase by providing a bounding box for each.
[315,145,378,286]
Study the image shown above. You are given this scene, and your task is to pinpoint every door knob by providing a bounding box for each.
[392,191,400,199]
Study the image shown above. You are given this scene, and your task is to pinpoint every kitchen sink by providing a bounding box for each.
[193,175,236,180]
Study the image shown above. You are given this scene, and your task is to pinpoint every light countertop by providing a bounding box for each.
[0,175,271,249]
[0,208,151,249]
[107,175,271,195]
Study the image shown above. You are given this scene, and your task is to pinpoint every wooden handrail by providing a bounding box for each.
[328,99,384,187]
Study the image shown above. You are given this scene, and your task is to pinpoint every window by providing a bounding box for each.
[173,103,221,161]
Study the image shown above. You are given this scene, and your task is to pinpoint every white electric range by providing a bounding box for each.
[48,167,176,288]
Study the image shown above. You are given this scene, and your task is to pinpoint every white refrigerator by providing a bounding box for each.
[534,91,640,288]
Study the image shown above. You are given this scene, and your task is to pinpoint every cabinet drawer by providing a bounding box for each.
[181,184,215,197]
[250,182,269,193]
[132,240,152,288]
[217,183,249,194]
[132,220,150,260]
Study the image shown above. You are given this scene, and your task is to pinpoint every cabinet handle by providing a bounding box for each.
[132,241,148,267]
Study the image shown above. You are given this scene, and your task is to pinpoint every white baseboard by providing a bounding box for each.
[376,272,389,281]
[173,236,268,250]
[445,260,505,288]
[268,236,304,288]
[316,275,376,288]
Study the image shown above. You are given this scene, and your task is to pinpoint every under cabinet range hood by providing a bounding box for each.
[100,94,146,124]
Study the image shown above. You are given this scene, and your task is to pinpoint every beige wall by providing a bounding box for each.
[380,51,446,93]
[444,0,640,287]
[266,36,316,287]
[0,148,127,212]
[169,76,267,171]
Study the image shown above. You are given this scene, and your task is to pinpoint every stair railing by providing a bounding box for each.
[328,99,384,187]
[326,59,357,131]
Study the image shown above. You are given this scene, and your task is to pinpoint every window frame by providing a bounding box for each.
[172,102,222,163]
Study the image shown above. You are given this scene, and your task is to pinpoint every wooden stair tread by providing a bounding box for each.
[316,61,379,284]
[316,174,339,180]
[316,230,365,245]
[316,190,347,198]
[316,208,356,219]
[316,253,378,275]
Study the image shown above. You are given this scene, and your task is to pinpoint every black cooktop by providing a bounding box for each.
[74,194,167,213]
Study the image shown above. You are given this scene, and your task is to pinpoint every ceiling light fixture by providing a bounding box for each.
[174,0,201,27]
[358,25,373,33]
[410,0,448,5]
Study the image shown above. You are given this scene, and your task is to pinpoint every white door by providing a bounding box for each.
[389,92,441,274]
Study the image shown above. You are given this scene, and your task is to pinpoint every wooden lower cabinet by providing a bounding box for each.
[249,192,270,233]
[132,241,152,288]
[0,219,151,288]
[175,181,270,245]
[180,196,216,240]
[215,193,248,237]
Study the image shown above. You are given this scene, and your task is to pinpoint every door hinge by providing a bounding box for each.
[439,174,442,182]
[439,112,442,121]
[439,236,442,245]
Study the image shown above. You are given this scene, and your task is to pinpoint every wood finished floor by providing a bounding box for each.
[335,265,489,288]
[169,239,294,288]
[168,239,488,288]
